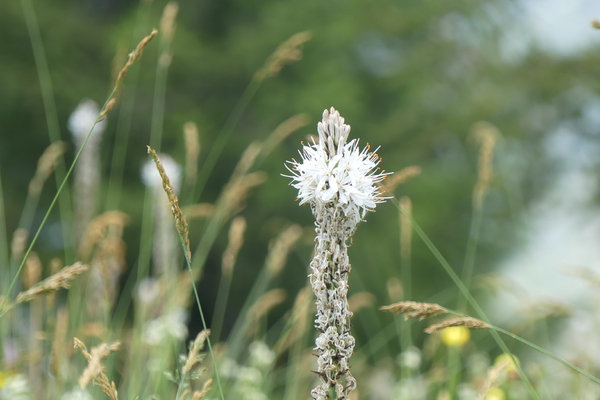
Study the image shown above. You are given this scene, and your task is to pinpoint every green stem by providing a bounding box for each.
[20,0,75,264]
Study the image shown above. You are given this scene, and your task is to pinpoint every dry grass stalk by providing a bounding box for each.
[184,122,201,185]
[116,29,158,85]
[379,301,447,320]
[46,258,63,309]
[23,251,42,289]
[79,211,130,260]
[593,19,600,29]
[425,317,489,334]
[28,141,67,196]
[192,379,213,400]
[381,166,421,196]
[16,262,89,304]
[470,121,498,208]
[477,359,509,400]
[400,196,412,261]
[98,98,116,122]
[261,113,311,156]
[249,289,287,321]
[386,277,403,303]
[183,203,215,219]
[160,2,179,43]
[278,286,312,353]
[10,228,28,261]
[520,300,571,323]
[222,171,268,217]
[110,40,128,89]
[50,307,69,377]
[147,146,192,261]
[183,329,210,374]
[265,224,303,276]
[222,216,246,276]
[231,141,263,180]
[254,31,312,82]
[348,292,376,313]
[74,338,120,399]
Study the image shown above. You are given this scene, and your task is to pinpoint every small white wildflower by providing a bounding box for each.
[219,358,239,378]
[68,99,106,143]
[60,388,94,400]
[248,341,275,369]
[135,277,160,306]
[0,374,30,400]
[397,346,422,370]
[238,367,262,385]
[143,308,188,345]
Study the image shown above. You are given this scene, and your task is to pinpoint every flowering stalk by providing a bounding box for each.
[286,107,390,400]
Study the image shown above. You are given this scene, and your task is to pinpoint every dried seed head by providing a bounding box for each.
[248,289,287,322]
[221,217,246,276]
[261,113,311,157]
[254,31,312,82]
[470,121,498,209]
[183,203,215,219]
[192,379,213,400]
[74,338,120,396]
[386,277,403,303]
[183,121,201,185]
[381,166,421,196]
[425,317,490,334]
[348,292,376,313]
[116,29,158,85]
[183,329,210,374]
[29,141,67,196]
[399,196,412,261]
[265,225,303,276]
[23,252,42,289]
[160,2,178,44]
[16,262,89,304]
[147,147,191,261]
[379,301,448,320]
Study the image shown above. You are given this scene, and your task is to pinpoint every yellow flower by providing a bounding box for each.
[494,353,520,374]
[485,387,506,400]
[440,326,470,347]
[0,370,11,388]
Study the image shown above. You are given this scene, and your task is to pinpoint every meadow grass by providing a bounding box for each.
[3,3,600,400]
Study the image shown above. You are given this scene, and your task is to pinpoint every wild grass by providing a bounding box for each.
[3,3,600,400]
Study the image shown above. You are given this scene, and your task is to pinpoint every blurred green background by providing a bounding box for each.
[2,0,600,346]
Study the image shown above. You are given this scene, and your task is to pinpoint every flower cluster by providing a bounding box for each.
[286,107,389,225]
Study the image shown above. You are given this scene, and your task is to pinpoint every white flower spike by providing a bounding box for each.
[286,107,389,225]
[285,107,391,400]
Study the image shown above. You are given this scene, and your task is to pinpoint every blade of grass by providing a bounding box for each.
[394,199,542,400]
[20,0,75,263]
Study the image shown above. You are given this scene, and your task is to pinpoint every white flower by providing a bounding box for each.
[0,374,30,400]
[141,153,182,194]
[61,388,94,400]
[68,99,106,142]
[286,107,389,224]
[142,308,188,345]
[248,341,275,369]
